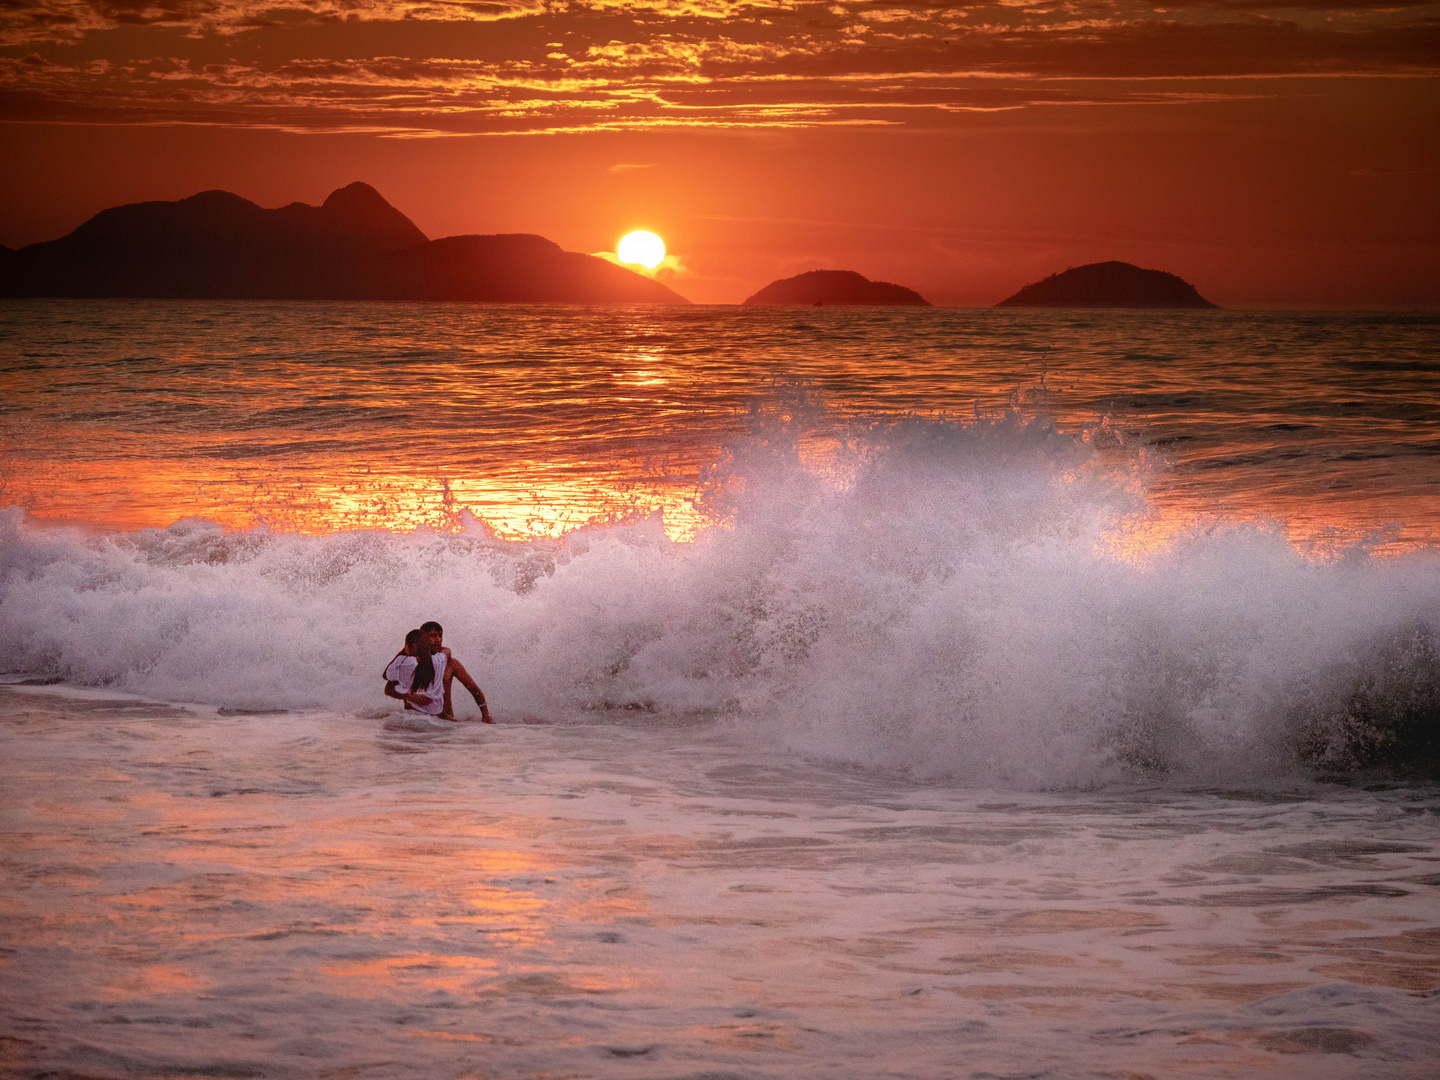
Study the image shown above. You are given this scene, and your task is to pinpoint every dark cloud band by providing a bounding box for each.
[3,1,1437,131]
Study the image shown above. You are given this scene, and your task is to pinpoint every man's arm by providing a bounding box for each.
[446,655,478,693]
[446,656,493,723]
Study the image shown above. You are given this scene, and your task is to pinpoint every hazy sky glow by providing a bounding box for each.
[2,0,1437,303]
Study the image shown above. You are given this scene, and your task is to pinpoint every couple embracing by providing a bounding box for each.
[383,621,494,723]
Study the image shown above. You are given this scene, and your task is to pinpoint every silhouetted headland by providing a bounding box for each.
[0,183,690,304]
[996,261,1218,308]
[743,269,931,306]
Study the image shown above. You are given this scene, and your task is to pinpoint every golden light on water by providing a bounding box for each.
[8,449,1435,554]
[616,230,665,270]
[9,459,713,541]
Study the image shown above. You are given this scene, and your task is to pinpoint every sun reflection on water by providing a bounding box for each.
[13,459,716,541]
[10,446,1432,555]
[96,964,208,1000]
[320,954,499,992]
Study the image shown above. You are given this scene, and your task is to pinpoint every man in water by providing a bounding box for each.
[383,622,493,722]
[420,621,493,723]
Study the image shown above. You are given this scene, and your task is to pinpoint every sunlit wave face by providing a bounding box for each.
[617,230,665,270]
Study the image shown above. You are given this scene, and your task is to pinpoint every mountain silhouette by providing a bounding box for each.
[0,183,689,304]
[996,261,1217,308]
[743,269,931,306]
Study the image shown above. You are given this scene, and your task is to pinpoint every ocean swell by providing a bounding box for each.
[2,413,1437,787]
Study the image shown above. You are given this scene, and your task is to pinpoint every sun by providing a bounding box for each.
[617,230,666,270]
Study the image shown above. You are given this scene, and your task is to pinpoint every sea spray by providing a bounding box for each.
[1,412,1436,787]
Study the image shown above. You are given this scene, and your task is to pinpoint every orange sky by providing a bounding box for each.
[1,1,1437,306]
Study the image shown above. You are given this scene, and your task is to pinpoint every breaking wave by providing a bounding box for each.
[2,412,1437,787]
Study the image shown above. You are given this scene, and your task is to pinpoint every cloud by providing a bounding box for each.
[592,249,688,278]
[2,2,1437,132]
[6,0,1439,47]
[0,0,547,44]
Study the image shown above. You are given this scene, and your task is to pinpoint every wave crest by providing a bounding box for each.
[2,413,1437,787]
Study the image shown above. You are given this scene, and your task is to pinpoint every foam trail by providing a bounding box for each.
[2,414,1436,788]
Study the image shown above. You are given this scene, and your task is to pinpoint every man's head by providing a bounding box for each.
[420,620,443,649]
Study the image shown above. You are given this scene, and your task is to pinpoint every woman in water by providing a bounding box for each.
[383,628,448,716]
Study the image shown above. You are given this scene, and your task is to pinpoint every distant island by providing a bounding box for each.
[0,182,690,304]
[996,261,1218,308]
[743,269,931,306]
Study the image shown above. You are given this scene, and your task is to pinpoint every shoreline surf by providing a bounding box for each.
[3,687,1437,1078]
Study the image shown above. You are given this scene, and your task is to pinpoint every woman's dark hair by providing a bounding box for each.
[405,628,436,695]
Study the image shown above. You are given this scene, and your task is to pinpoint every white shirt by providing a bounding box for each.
[384,653,447,716]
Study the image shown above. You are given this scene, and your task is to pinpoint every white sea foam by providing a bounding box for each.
[3,414,1436,787]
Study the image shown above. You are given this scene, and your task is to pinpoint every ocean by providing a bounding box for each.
[1,300,1437,1078]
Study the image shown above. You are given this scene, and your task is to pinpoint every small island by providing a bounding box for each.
[995,261,1218,308]
[0,182,690,305]
[743,269,931,306]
